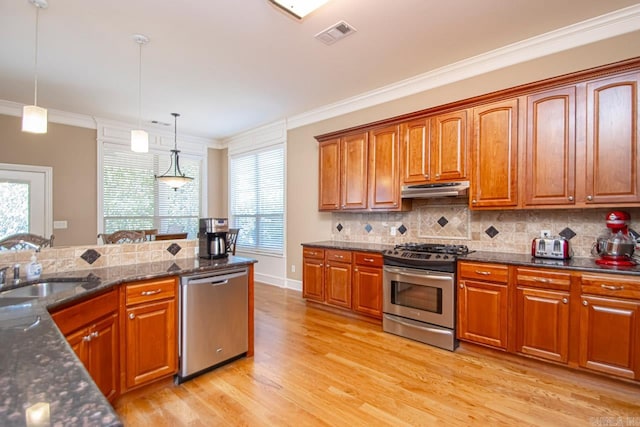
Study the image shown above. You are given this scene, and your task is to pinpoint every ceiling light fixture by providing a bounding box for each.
[22,0,48,134]
[156,113,193,191]
[131,34,149,153]
[268,0,329,19]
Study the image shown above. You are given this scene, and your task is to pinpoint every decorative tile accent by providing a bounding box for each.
[559,227,576,240]
[485,226,499,239]
[418,205,470,240]
[80,249,101,265]
[167,262,181,272]
[398,224,407,235]
[336,223,343,232]
[166,243,182,256]
[364,224,373,233]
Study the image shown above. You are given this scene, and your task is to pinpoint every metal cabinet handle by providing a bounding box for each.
[83,335,92,342]
[424,174,429,179]
[129,313,135,320]
[534,278,550,283]
[334,255,344,259]
[354,268,358,272]
[459,283,464,289]
[141,289,162,296]
[472,199,477,204]
[475,270,491,276]
[363,258,375,263]
[568,196,574,202]
[601,284,623,291]
[582,300,588,306]
[562,298,568,304]
[91,331,99,338]
[319,263,323,267]
[435,174,440,178]
[586,195,593,201]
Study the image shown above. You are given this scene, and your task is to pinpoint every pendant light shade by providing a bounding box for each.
[156,113,193,190]
[131,34,149,152]
[268,0,329,19]
[22,0,48,134]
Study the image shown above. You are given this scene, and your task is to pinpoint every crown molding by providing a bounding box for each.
[286,4,640,130]
[223,119,286,155]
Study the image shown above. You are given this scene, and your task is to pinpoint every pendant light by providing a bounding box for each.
[22,0,48,134]
[268,0,329,19]
[131,34,149,152]
[156,113,193,190]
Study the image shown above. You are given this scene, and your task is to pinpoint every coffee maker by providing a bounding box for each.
[198,218,228,259]
[592,211,636,266]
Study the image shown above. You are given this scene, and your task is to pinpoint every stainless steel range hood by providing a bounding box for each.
[401,181,470,199]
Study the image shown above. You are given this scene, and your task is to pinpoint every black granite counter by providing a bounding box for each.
[302,240,394,253]
[0,255,257,427]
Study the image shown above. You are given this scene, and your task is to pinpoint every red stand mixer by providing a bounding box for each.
[593,211,636,266]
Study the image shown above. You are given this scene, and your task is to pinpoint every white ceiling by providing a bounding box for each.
[1,0,639,140]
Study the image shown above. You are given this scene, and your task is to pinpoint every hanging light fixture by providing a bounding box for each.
[268,0,329,19]
[22,0,48,134]
[156,113,193,190]
[131,34,149,152]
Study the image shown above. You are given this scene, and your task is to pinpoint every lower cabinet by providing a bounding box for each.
[51,289,119,402]
[352,252,383,319]
[121,277,178,392]
[325,250,353,309]
[302,247,325,302]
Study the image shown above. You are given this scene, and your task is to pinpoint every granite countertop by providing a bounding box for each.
[301,241,640,277]
[0,255,257,427]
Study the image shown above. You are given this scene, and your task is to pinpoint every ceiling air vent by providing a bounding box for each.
[315,20,357,45]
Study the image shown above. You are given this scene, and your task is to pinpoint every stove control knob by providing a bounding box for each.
[435,254,441,259]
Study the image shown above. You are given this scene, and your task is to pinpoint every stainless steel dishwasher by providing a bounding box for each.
[176,267,248,384]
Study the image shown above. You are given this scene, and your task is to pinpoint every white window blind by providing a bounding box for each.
[103,146,201,238]
[230,145,284,254]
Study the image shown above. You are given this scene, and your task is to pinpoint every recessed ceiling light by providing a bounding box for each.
[268,0,330,19]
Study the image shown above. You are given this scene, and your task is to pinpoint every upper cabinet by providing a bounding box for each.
[318,138,341,210]
[369,125,402,210]
[471,99,519,209]
[401,110,469,186]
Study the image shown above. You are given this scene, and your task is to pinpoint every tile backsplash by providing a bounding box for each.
[331,200,640,258]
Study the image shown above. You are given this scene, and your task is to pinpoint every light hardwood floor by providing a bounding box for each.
[115,282,640,426]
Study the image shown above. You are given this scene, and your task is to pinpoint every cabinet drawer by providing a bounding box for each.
[516,267,571,291]
[354,252,383,267]
[303,247,324,260]
[125,277,177,306]
[326,250,352,263]
[459,262,508,283]
[51,289,118,335]
[581,273,640,300]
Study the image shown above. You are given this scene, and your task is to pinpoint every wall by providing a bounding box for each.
[0,114,97,246]
[207,147,228,217]
[286,31,640,283]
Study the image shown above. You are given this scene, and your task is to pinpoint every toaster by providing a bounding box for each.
[531,237,572,260]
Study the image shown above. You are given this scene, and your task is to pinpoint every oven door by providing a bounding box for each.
[383,265,454,329]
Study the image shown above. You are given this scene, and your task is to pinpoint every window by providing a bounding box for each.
[230,145,284,254]
[102,146,201,238]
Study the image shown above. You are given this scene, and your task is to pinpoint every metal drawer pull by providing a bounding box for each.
[363,258,375,262]
[141,289,163,296]
[334,255,344,259]
[129,313,135,320]
[534,278,550,283]
[582,300,588,306]
[600,284,624,291]
[562,298,568,304]
[475,270,491,275]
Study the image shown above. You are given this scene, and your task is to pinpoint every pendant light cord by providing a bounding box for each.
[33,6,40,106]
[137,41,142,128]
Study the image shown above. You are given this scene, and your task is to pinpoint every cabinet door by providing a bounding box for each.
[471,99,519,208]
[516,287,570,363]
[524,87,576,206]
[352,265,382,319]
[369,125,401,210]
[401,119,429,184]
[125,299,177,389]
[325,261,352,309]
[431,110,468,181]
[585,73,640,204]
[66,327,90,367]
[579,295,640,379]
[458,279,508,349]
[89,313,119,401]
[341,132,369,210]
[318,138,341,211]
[302,257,325,302]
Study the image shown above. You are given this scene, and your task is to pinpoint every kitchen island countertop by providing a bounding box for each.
[0,255,257,427]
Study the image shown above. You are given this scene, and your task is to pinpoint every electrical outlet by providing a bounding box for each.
[541,230,551,238]
[291,265,296,273]
[390,226,396,236]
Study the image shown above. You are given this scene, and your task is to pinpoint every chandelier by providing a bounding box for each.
[155,113,193,190]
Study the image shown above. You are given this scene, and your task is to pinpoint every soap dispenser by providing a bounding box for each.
[26,252,42,281]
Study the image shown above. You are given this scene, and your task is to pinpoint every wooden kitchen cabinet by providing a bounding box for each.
[584,72,640,205]
[523,86,576,207]
[369,125,402,210]
[514,267,571,363]
[318,139,341,210]
[401,110,468,186]
[303,247,325,302]
[325,250,353,309]
[121,276,178,392]
[471,99,519,209]
[352,252,383,319]
[51,289,119,402]
[578,273,640,380]
[457,262,509,349]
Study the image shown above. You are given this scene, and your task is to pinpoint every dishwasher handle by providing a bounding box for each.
[182,270,247,286]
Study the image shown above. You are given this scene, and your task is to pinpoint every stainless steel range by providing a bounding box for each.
[382,243,471,351]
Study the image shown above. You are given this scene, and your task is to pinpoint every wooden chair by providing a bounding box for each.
[226,228,240,255]
[0,233,54,250]
[98,230,146,244]
[135,229,158,241]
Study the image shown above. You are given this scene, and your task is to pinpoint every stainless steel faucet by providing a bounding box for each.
[18,240,41,252]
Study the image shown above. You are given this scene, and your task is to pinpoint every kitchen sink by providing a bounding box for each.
[0,281,89,298]
[0,296,37,308]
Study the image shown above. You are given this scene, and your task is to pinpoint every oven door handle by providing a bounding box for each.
[383,314,453,335]
[384,266,452,282]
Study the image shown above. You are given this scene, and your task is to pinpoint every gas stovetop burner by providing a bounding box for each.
[382,243,473,272]
[393,243,471,256]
